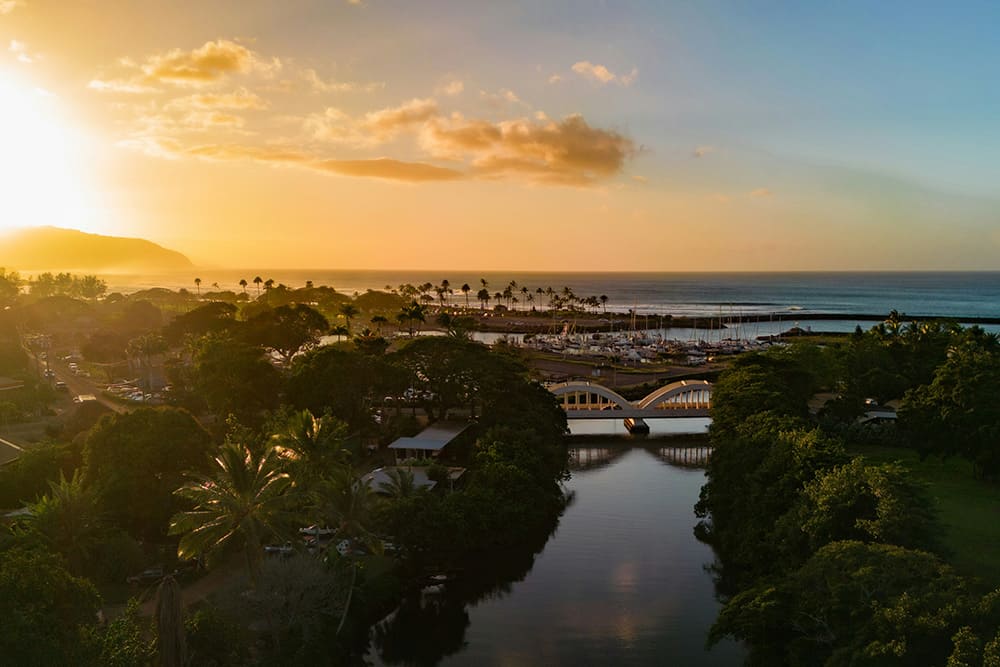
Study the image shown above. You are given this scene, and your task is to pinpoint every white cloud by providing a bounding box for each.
[479,88,525,107]
[88,79,159,94]
[571,61,639,87]
[8,39,34,63]
[437,79,464,96]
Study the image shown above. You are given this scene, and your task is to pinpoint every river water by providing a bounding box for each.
[369,435,743,666]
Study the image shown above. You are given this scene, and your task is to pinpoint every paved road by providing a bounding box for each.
[43,357,128,414]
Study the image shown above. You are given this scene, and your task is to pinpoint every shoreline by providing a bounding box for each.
[464,309,1000,334]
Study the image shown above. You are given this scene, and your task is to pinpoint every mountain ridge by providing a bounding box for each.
[0,226,193,272]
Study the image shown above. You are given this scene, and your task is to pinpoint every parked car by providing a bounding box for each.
[263,542,294,557]
[127,566,164,585]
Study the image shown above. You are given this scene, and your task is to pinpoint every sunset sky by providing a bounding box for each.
[1,1,999,270]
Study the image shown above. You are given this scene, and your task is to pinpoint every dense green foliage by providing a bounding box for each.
[700,325,1000,666]
[0,546,101,665]
[82,407,213,541]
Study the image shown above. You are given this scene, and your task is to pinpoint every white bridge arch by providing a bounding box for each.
[549,379,712,419]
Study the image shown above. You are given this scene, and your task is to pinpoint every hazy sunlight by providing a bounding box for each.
[0,73,97,233]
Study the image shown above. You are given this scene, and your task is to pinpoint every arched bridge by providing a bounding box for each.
[549,380,712,420]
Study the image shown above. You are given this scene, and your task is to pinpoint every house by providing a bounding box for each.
[387,420,472,463]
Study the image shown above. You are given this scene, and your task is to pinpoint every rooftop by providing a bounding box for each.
[387,420,472,452]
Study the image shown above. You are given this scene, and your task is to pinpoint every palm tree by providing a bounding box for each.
[127,332,167,392]
[461,283,471,309]
[239,279,248,294]
[316,464,378,636]
[440,279,451,307]
[339,303,360,336]
[169,441,295,585]
[272,410,349,486]
[156,576,186,667]
[25,470,102,574]
[194,277,201,296]
[370,314,388,334]
[600,294,608,313]
[330,324,350,342]
[378,468,421,498]
[253,276,263,295]
[398,300,426,336]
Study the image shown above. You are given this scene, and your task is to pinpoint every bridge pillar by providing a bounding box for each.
[623,417,649,435]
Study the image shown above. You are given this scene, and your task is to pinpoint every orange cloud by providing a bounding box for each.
[315,158,463,182]
[142,39,275,85]
[750,187,772,197]
[422,112,635,185]
[361,97,439,139]
[176,142,462,182]
[165,88,268,111]
[305,98,439,146]
[301,68,383,94]
[90,39,279,93]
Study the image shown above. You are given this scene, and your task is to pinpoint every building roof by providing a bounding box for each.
[0,437,23,467]
[364,467,438,492]
[387,420,472,452]
[0,377,24,392]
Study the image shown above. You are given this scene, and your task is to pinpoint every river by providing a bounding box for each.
[368,434,743,666]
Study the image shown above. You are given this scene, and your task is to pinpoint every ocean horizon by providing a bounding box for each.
[95,270,1000,322]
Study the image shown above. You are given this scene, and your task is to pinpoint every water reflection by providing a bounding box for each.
[369,444,743,666]
[371,515,559,666]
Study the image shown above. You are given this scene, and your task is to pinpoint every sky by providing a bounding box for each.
[1,0,999,271]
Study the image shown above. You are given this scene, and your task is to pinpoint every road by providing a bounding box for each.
[42,356,129,415]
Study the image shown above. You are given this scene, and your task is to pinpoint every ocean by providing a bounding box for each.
[102,270,1000,322]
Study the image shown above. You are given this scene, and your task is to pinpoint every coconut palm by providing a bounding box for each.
[194,277,201,296]
[156,576,186,667]
[440,279,451,307]
[398,300,426,336]
[339,303,360,336]
[370,314,388,335]
[253,276,263,295]
[169,441,295,584]
[461,283,471,309]
[378,467,421,498]
[272,410,350,486]
[316,464,378,635]
[127,332,167,392]
[25,470,103,574]
[239,279,248,294]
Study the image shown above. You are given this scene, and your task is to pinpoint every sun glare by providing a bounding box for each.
[0,73,100,234]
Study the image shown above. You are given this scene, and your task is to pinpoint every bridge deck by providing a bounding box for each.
[563,407,710,419]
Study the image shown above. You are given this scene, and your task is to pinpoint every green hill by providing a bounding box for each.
[0,227,192,272]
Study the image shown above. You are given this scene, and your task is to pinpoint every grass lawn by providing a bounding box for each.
[849,444,1000,588]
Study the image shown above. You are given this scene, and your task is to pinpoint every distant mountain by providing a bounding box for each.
[0,227,192,272]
